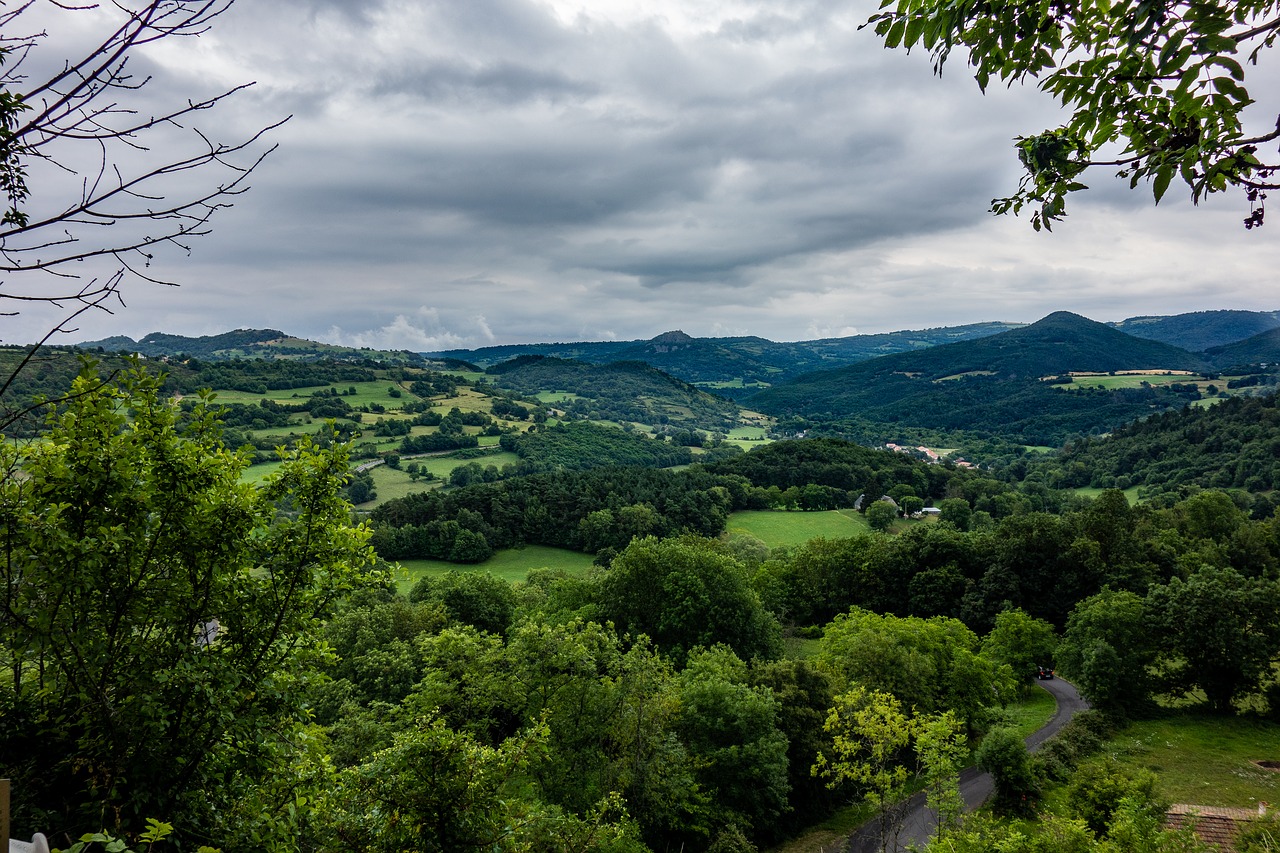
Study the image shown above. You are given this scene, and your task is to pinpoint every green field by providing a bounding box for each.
[726,509,870,547]
[1061,372,1229,393]
[393,545,596,593]
[1073,485,1143,504]
[1004,684,1057,740]
[209,380,422,408]
[1099,713,1280,808]
[535,390,582,403]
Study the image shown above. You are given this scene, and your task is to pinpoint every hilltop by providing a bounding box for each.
[78,328,437,365]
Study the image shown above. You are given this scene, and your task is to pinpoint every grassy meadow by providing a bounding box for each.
[1099,713,1280,808]
[726,509,872,547]
[393,545,597,593]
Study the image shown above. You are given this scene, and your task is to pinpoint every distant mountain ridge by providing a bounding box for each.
[746,312,1218,444]
[1110,309,1280,352]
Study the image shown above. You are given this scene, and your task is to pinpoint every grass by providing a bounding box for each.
[1073,486,1143,504]
[393,546,596,594]
[1100,712,1280,808]
[1004,684,1058,741]
[209,380,423,408]
[726,509,870,547]
[239,460,287,482]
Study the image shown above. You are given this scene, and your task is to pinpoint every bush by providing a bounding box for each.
[975,727,1039,815]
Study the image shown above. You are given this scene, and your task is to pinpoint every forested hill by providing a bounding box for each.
[1032,392,1280,501]
[1204,326,1280,368]
[1111,309,1280,352]
[485,356,742,432]
[433,322,1025,384]
[747,312,1212,444]
[78,328,433,364]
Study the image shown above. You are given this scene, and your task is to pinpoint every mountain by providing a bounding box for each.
[78,328,430,364]
[434,322,1024,391]
[1204,327,1280,368]
[747,312,1212,445]
[1110,309,1280,352]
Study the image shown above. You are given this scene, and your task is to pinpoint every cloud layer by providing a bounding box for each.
[7,0,1278,349]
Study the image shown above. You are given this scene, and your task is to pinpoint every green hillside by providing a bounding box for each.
[1111,309,1280,352]
[1205,326,1280,368]
[79,327,436,365]
[486,355,743,433]
[433,322,1024,391]
[1032,391,1280,500]
[748,312,1214,444]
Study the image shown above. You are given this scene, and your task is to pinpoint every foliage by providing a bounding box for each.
[866,0,1280,229]
[814,687,917,852]
[975,727,1039,815]
[817,607,1013,731]
[0,369,383,841]
[982,609,1059,684]
[751,313,1209,434]
[1037,394,1280,496]
[1057,590,1160,716]
[501,421,694,471]
[1147,565,1280,711]
[370,466,750,561]
[598,536,783,665]
[866,500,898,531]
[488,356,740,432]
[916,711,968,839]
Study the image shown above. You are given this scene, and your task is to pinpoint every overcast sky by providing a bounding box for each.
[8,0,1280,351]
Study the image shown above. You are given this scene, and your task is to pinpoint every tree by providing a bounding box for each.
[915,711,968,840]
[866,499,898,532]
[814,687,916,853]
[975,726,1039,815]
[0,1,283,323]
[1147,565,1280,711]
[981,608,1059,685]
[867,0,1280,229]
[1057,589,1159,715]
[598,535,783,665]
[0,369,383,841]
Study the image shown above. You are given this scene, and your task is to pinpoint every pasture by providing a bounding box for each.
[726,509,871,547]
[393,545,597,593]
[1098,713,1280,808]
[1073,485,1143,504]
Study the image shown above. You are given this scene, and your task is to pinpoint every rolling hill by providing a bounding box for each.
[747,312,1214,444]
[1111,309,1280,352]
[433,322,1025,390]
[485,355,744,433]
[1204,326,1280,368]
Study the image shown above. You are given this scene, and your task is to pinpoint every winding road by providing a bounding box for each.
[842,677,1090,853]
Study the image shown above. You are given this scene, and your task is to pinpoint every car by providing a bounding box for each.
[1036,665,1055,680]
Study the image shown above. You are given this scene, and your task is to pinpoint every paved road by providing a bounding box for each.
[843,677,1089,853]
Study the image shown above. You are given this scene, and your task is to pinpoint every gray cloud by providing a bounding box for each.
[4,0,1274,350]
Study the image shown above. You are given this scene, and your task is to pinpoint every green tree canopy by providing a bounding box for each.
[868,0,1280,229]
[598,535,783,665]
[0,369,383,840]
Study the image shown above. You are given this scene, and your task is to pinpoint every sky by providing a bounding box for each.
[5,0,1279,351]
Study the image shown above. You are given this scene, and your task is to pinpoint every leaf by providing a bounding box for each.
[1152,165,1175,203]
